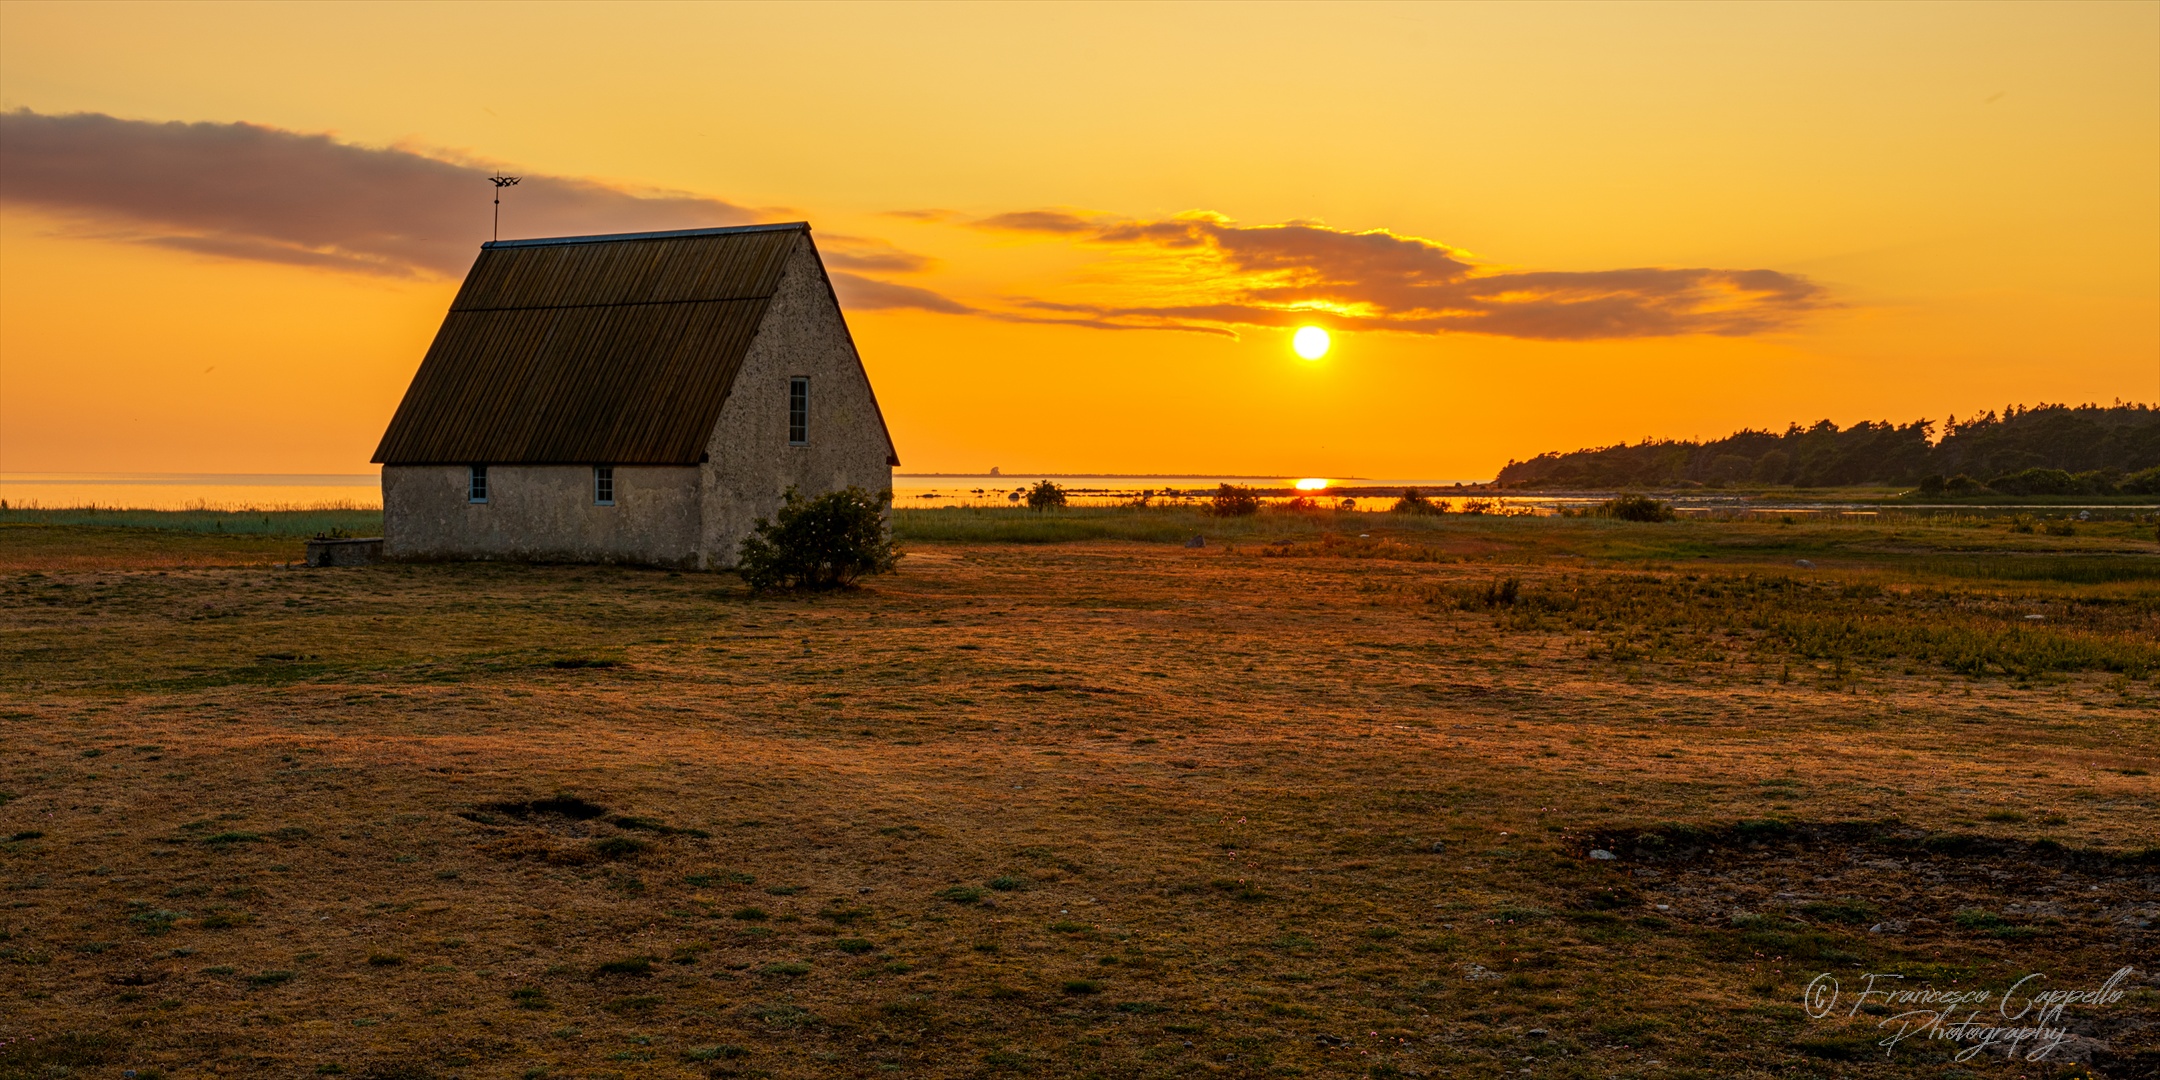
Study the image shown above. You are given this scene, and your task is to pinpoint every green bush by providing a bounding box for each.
[1210,484,1261,516]
[1597,495,1674,522]
[1986,467,2118,496]
[736,486,898,591]
[1026,480,1068,511]
[2121,466,2160,495]
[1390,487,1442,515]
[1943,475,1989,495]
[1916,474,1945,495]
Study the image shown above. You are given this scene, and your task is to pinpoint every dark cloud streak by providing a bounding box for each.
[0,109,758,277]
[828,271,975,315]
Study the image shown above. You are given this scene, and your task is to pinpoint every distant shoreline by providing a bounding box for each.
[895,473,1377,480]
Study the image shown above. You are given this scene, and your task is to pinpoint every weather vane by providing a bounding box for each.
[490,172,521,242]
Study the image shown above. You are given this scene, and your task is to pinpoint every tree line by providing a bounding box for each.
[1495,402,2160,493]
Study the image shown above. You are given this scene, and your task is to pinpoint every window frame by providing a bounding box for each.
[594,465,615,506]
[468,465,489,504]
[788,376,809,446]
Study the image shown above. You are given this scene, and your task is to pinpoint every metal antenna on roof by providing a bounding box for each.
[489,172,522,242]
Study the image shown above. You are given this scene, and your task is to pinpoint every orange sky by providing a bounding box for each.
[2,2,2155,479]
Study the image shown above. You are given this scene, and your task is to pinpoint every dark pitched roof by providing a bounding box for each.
[373,223,808,465]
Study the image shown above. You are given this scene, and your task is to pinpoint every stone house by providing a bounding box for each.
[372,223,898,569]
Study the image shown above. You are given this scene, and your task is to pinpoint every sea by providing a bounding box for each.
[5,472,2122,517]
[1,471,1505,512]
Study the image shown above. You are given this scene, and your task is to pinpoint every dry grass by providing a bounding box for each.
[0,516,2155,1079]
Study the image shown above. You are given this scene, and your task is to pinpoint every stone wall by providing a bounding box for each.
[382,464,701,568]
[697,234,896,568]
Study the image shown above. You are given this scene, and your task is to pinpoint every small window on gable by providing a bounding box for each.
[594,466,615,506]
[789,376,809,446]
[469,465,488,504]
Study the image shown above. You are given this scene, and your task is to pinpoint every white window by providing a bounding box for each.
[789,376,809,446]
[468,465,488,504]
[594,466,614,506]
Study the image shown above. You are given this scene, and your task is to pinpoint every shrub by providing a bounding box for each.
[2121,466,2160,495]
[1597,495,1674,522]
[1479,578,1521,607]
[1986,467,2116,496]
[1990,468,2067,495]
[1390,488,1442,515]
[1943,474,1989,495]
[1916,474,1945,495]
[1210,484,1260,516]
[736,486,898,591]
[1025,480,1068,511]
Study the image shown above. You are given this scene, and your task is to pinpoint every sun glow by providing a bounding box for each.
[1292,326,1331,360]
[1294,478,1328,491]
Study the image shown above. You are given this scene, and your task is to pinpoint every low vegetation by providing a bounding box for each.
[735,485,899,591]
[0,509,2154,1077]
[1024,480,1068,511]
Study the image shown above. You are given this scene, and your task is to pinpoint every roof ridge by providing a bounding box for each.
[482,222,809,249]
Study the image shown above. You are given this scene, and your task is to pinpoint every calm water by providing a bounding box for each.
[4,472,2139,516]
[1,472,383,511]
[0,471,1482,512]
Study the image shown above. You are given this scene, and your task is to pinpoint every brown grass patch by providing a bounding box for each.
[0,518,2154,1077]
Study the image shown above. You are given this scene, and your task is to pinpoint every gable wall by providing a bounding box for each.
[697,235,894,568]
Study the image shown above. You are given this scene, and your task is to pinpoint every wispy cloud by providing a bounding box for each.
[817,233,937,274]
[968,210,1825,340]
[974,209,1097,234]
[828,271,975,315]
[0,109,762,278]
[879,208,959,223]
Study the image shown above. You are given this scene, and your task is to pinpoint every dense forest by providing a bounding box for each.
[1495,402,2160,493]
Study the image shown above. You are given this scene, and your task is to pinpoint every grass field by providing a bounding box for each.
[0,511,2155,1079]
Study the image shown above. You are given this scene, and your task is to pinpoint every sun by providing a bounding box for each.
[1292,326,1331,360]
